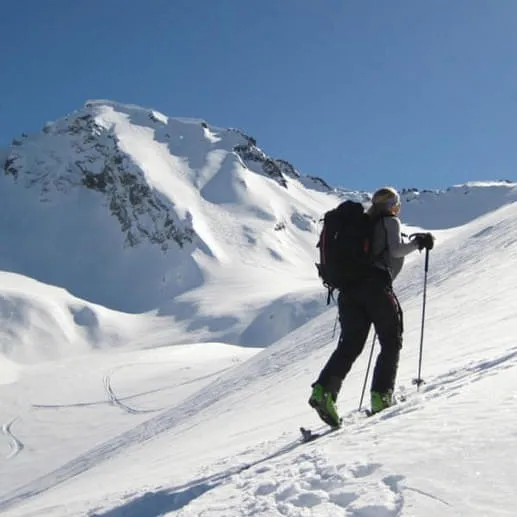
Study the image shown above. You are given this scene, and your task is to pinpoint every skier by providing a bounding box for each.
[309,187,434,426]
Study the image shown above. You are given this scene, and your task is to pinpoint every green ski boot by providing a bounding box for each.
[370,390,394,415]
[309,384,341,428]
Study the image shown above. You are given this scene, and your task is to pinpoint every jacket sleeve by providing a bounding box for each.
[384,217,418,258]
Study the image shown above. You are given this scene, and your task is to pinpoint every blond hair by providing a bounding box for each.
[368,186,400,216]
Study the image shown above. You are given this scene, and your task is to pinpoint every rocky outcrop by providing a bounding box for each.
[3,111,194,250]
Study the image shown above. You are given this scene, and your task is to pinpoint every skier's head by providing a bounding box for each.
[371,186,401,216]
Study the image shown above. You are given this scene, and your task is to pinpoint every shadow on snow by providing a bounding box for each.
[90,437,305,516]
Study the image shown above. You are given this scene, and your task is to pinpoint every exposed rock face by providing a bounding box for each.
[3,109,194,250]
[232,141,288,188]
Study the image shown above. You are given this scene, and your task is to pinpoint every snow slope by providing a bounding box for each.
[1,183,517,516]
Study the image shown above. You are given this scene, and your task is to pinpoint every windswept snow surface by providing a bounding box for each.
[1,185,517,515]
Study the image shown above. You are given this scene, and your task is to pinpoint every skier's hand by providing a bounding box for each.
[411,232,435,251]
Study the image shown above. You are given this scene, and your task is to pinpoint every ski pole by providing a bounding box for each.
[332,311,339,338]
[413,248,430,390]
[359,332,377,411]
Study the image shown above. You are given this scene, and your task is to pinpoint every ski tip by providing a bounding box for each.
[299,428,311,442]
[300,423,342,443]
[300,427,313,439]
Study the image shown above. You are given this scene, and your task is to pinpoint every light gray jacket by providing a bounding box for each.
[371,216,418,280]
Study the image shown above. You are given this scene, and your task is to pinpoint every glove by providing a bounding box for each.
[411,232,435,251]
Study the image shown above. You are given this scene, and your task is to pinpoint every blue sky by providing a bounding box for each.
[1,1,516,192]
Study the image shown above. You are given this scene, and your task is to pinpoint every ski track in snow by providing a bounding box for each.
[103,370,161,415]
[103,363,235,415]
[32,364,229,412]
[419,345,517,402]
[1,417,24,460]
[0,361,244,512]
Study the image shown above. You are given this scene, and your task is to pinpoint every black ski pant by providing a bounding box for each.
[315,275,403,398]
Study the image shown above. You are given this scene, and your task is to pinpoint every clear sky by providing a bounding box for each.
[1,0,517,192]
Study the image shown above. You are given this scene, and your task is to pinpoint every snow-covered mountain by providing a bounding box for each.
[1,100,517,365]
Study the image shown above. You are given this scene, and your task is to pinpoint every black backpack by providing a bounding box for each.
[316,200,376,300]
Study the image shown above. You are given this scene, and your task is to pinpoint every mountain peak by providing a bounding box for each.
[0,100,337,318]
[3,100,332,249]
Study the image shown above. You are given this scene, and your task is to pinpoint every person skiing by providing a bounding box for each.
[309,186,434,427]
